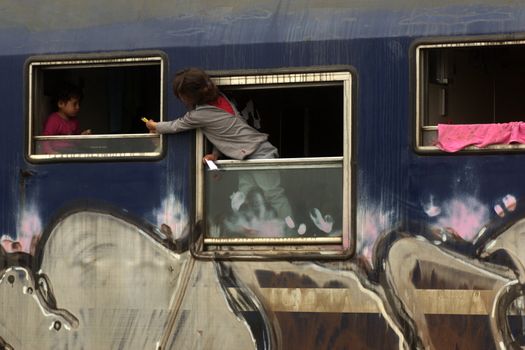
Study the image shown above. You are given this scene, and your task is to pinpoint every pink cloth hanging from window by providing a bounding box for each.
[437,122,525,152]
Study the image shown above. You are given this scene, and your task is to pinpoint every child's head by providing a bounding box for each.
[172,68,219,109]
[55,83,83,118]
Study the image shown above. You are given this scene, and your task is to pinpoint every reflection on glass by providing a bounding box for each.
[34,135,160,156]
[205,167,342,239]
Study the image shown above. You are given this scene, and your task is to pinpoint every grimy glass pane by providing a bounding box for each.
[35,137,160,155]
[205,166,343,239]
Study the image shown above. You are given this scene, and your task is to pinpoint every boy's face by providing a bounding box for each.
[58,97,81,118]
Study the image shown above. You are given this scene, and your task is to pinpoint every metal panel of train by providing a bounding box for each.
[2,1,525,349]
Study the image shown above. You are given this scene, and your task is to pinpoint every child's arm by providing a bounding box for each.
[145,109,206,134]
[144,119,158,132]
[154,111,204,134]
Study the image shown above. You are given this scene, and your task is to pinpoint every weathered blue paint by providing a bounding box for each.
[0,3,522,240]
[1,2,525,54]
[0,1,523,246]
[2,1,525,348]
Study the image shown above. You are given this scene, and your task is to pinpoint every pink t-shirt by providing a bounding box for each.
[42,112,80,135]
[41,112,81,154]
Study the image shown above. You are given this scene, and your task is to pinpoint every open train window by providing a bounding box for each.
[26,52,165,161]
[416,40,525,152]
[195,69,353,259]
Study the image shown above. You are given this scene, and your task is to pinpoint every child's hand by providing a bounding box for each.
[81,129,92,135]
[145,119,158,133]
[202,153,217,164]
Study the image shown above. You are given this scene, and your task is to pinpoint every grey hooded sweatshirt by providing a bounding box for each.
[155,104,270,160]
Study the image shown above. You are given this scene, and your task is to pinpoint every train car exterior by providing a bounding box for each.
[2,1,525,349]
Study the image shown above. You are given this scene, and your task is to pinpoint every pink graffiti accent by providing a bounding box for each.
[423,195,441,217]
[309,208,334,233]
[153,194,188,240]
[1,207,42,255]
[493,194,517,218]
[357,205,394,264]
[502,194,517,212]
[494,204,505,218]
[435,196,489,241]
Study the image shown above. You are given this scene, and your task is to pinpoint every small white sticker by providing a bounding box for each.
[206,160,218,170]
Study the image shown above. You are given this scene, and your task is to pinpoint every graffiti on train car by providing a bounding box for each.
[1,205,42,255]
[1,192,525,349]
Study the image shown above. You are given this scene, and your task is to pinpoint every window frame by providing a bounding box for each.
[192,67,355,259]
[25,51,167,162]
[414,37,525,153]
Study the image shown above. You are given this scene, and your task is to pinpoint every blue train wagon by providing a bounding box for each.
[2,1,525,349]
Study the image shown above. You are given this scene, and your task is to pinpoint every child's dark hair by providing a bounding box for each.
[56,82,83,104]
[172,68,219,106]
